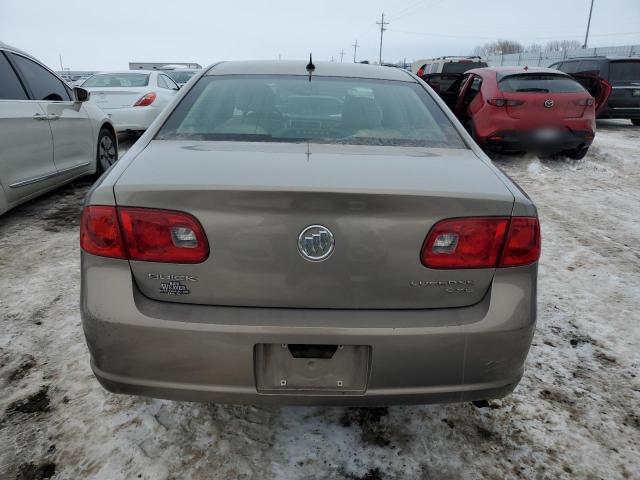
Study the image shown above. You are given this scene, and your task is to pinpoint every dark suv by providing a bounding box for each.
[549,56,640,125]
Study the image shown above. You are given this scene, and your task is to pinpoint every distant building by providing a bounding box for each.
[129,62,202,70]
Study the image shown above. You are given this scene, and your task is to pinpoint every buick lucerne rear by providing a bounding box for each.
[80,61,540,406]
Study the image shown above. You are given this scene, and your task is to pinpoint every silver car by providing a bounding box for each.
[81,61,540,405]
[0,42,117,215]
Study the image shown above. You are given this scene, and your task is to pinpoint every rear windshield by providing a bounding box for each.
[156,75,466,148]
[82,73,150,87]
[167,70,197,84]
[609,61,640,83]
[442,62,487,74]
[498,74,585,93]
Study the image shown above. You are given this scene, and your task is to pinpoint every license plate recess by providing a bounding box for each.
[255,344,371,394]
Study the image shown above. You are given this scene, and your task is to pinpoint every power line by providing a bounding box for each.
[386,27,640,41]
[391,0,446,22]
[388,0,424,20]
[376,12,389,64]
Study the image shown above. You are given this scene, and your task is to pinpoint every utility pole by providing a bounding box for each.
[352,39,359,62]
[376,12,389,65]
[339,49,345,62]
[59,53,64,71]
[583,0,595,49]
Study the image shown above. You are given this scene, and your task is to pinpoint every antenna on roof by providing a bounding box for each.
[306,53,315,82]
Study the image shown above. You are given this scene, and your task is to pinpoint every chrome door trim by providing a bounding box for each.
[9,162,91,188]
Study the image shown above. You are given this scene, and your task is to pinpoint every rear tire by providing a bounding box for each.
[631,119,640,126]
[565,146,589,160]
[97,127,118,175]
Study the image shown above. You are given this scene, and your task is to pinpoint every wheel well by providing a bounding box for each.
[100,122,116,141]
[95,122,118,174]
[99,121,118,155]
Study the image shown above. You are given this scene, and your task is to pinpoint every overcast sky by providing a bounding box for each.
[1,0,639,71]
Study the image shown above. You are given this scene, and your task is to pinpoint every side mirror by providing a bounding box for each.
[74,87,90,102]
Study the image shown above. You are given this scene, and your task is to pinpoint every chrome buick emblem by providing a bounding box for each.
[298,225,335,261]
[544,99,554,108]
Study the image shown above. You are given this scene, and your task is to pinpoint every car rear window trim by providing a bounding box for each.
[155,74,467,149]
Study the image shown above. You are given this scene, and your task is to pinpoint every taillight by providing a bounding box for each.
[80,206,209,263]
[500,217,541,267]
[487,98,525,107]
[574,97,595,106]
[81,206,125,259]
[421,217,540,269]
[133,92,156,107]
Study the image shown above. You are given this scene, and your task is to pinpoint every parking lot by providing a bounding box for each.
[0,122,638,480]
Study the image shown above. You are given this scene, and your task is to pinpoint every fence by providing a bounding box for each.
[486,44,640,67]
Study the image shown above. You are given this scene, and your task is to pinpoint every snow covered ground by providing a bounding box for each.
[1,125,639,480]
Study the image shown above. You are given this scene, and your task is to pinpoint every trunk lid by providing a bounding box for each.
[498,72,594,120]
[114,141,515,309]
[503,91,590,120]
[86,87,149,109]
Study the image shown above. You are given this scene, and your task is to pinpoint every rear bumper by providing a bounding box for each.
[597,106,640,120]
[81,255,537,406]
[479,129,593,153]
[103,106,160,131]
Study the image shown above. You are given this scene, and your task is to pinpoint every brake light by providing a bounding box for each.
[500,217,541,267]
[118,207,209,263]
[574,97,595,106]
[421,217,540,269]
[80,206,209,263]
[133,92,156,107]
[81,206,125,259]
[488,98,525,107]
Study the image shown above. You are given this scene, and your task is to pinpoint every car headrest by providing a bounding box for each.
[236,83,277,113]
[341,96,382,132]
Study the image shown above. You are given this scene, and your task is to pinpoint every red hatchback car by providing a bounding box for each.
[452,66,603,159]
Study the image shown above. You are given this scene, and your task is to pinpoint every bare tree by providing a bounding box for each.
[544,40,582,52]
[471,39,524,56]
[471,45,486,56]
[525,43,543,53]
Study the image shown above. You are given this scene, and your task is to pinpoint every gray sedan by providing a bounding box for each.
[80,60,540,405]
[0,42,117,215]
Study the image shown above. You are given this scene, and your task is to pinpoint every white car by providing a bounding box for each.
[81,71,179,133]
[165,69,200,87]
[0,42,117,215]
